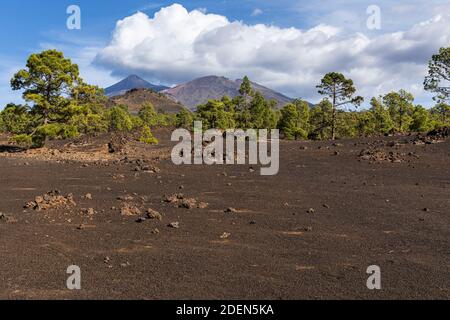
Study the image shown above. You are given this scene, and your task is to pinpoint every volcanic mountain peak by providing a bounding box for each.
[105,75,169,97]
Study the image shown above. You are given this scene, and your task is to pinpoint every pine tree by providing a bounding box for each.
[107,105,134,132]
[235,76,254,128]
[176,108,194,129]
[430,103,449,126]
[138,103,158,126]
[293,99,310,134]
[196,100,235,130]
[410,105,433,132]
[279,104,304,139]
[249,92,277,129]
[309,99,333,140]
[11,50,80,126]
[355,111,376,137]
[316,72,363,140]
[239,76,253,97]
[369,97,394,134]
[424,47,450,103]
[9,49,109,146]
[383,90,414,132]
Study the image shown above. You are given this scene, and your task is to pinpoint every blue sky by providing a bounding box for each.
[0,1,308,61]
[1,0,449,107]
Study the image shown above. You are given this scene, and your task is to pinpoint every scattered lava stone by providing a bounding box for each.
[168,222,180,229]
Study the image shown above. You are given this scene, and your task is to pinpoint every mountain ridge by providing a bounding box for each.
[162,75,294,110]
[107,88,185,114]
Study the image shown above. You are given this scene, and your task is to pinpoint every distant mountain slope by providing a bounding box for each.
[105,75,169,97]
[108,88,185,114]
[162,76,293,110]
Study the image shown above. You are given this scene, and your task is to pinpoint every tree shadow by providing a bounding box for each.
[0,145,25,153]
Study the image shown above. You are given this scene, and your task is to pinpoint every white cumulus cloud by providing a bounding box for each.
[95,3,450,105]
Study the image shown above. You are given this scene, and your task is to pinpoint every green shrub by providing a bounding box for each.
[158,112,176,127]
[131,115,143,129]
[139,125,158,145]
[176,108,194,129]
[69,112,108,134]
[11,134,33,148]
[60,124,80,139]
[410,105,433,132]
[0,104,33,134]
[107,105,134,132]
[0,116,4,133]
[28,123,80,147]
[138,103,158,126]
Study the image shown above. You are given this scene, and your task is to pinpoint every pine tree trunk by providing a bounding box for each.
[332,88,336,140]
[331,108,336,140]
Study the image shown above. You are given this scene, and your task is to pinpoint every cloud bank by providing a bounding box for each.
[96,3,450,104]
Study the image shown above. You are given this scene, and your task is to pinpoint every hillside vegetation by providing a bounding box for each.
[108,88,185,114]
[1,48,449,148]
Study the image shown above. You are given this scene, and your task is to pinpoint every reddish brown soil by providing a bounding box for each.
[0,131,449,299]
